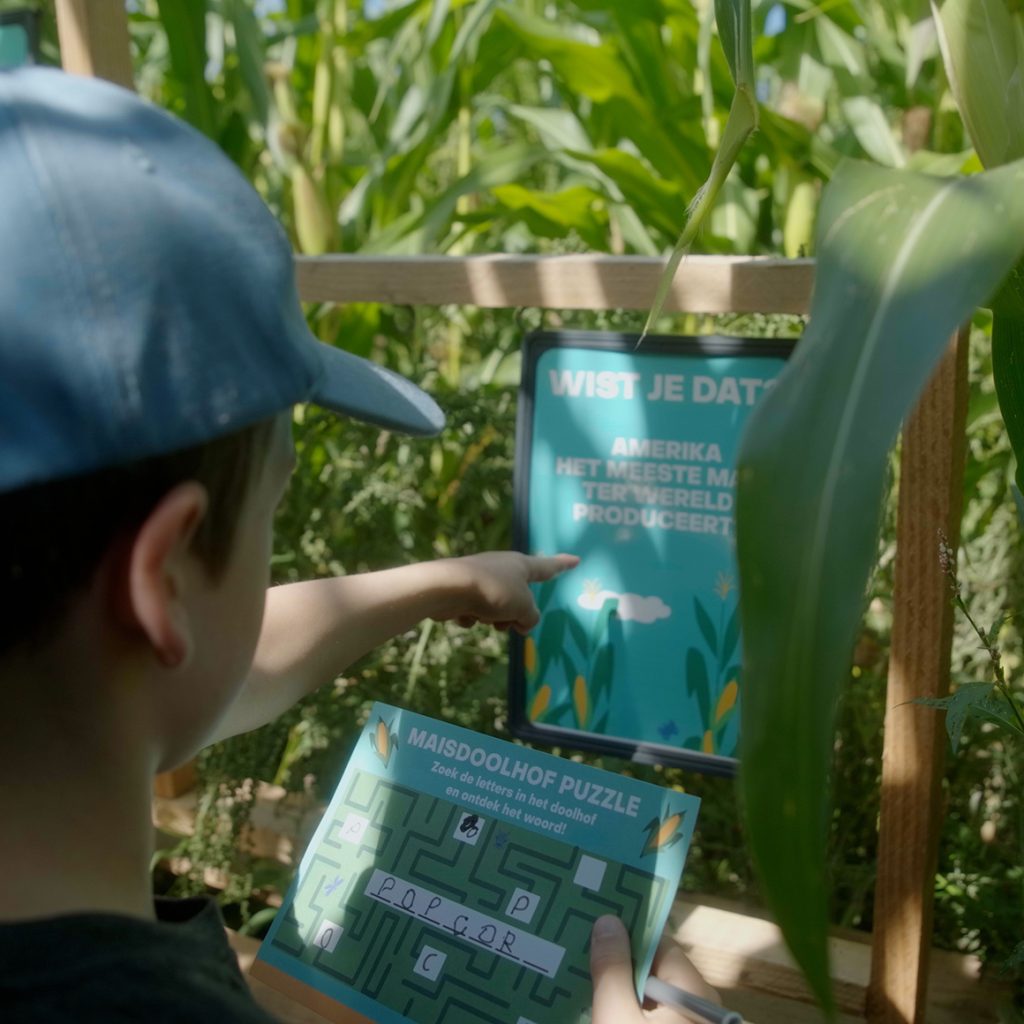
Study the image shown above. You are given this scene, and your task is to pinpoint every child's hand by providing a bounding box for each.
[434,552,579,634]
[591,916,720,1023]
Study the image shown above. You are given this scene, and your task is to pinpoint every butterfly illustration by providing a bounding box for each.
[657,720,679,741]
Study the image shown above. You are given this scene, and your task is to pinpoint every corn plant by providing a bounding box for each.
[523,578,617,732]
[682,578,741,756]
[736,0,1024,1012]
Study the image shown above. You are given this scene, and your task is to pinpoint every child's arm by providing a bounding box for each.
[209,552,578,742]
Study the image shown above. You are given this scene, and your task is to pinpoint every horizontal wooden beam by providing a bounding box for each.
[295,254,815,315]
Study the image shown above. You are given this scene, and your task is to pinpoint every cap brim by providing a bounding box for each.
[310,343,445,437]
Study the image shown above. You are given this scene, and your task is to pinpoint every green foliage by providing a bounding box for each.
[642,0,758,335]
[683,590,740,755]
[932,0,1024,169]
[737,155,1024,1010]
[916,683,1006,752]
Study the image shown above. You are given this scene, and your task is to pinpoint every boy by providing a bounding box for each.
[0,68,714,1022]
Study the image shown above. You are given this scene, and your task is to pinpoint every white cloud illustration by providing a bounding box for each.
[576,583,671,624]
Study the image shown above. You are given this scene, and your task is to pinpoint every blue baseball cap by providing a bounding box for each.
[0,67,445,494]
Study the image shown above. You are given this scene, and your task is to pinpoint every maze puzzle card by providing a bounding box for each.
[250,703,700,1024]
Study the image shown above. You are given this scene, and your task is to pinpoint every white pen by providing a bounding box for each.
[643,976,744,1024]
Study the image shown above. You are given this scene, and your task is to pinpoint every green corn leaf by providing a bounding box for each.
[592,597,619,650]
[564,148,685,238]
[814,16,868,78]
[565,613,589,660]
[448,0,498,65]
[155,0,215,137]
[361,144,545,253]
[490,183,609,248]
[721,606,740,665]
[561,651,579,692]
[535,576,558,614]
[931,0,1024,170]
[694,598,718,657]
[840,95,906,167]
[714,0,754,88]
[736,155,1024,1017]
[546,703,573,727]
[425,0,452,49]
[992,267,1024,496]
[501,104,592,152]
[641,0,757,337]
[493,6,645,107]
[592,643,615,705]
[685,648,711,726]
[905,16,938,90]
[224,0,270,125]
[641,84,758,337]
[538,608,567,678]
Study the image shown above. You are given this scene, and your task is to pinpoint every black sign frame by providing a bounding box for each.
[508,329,795,776]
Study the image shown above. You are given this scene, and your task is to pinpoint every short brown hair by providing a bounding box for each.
[0,418,277,657]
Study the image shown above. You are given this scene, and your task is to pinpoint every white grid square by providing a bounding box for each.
[574,855,606,891]
[312,918,344,953]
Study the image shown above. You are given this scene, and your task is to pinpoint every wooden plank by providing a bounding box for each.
[671,897,1004,1024]
[295,254,815,315]
[152,760,198,799]
[55,0,134,89]
[867,328,970,1024]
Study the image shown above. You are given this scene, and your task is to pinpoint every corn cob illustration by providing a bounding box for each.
[530,684,552,721]
[715,680,738,723]
[524,636,537,676]
[573,674,589,728]
[369,715,399,767]
[641,811,686,856]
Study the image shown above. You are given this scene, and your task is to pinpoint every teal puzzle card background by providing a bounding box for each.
[258,704,699,1024]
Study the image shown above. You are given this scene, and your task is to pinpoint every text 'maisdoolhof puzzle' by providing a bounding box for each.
[251,703,700,1023]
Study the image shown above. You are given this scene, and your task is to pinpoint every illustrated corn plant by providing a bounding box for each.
[735,0,1024,1012]
[524,577,617,733]
[682,574,741,756]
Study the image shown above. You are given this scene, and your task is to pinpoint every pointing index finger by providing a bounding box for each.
[527,553,580,583]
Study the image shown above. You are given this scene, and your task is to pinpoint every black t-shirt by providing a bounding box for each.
[0,897,280,1022]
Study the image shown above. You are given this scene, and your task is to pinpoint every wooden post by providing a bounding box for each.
[867,328,970,1023]
[55,0,133,89]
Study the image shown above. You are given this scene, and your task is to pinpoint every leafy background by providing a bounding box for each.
[11,0,1021,992]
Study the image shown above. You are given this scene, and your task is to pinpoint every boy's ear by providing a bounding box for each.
[119,482,209,669]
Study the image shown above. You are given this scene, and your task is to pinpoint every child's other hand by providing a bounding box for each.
[436,552,578,634]
[591,916,720,1023]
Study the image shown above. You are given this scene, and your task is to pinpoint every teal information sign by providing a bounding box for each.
[510,331,793,774]
[0,12,39,71]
